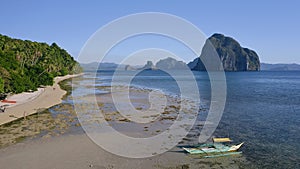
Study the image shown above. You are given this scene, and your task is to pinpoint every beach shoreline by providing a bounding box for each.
[0,73,250,169]
[0,73,83,126]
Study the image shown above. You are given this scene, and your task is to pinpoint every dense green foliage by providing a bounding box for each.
[0,77,3,93]
[0,34,82,94]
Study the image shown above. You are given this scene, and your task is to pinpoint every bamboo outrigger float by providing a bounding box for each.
[182,138,244,157]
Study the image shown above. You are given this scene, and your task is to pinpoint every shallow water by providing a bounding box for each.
[75,70,300,169]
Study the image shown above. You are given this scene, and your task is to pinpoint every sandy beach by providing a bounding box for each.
[0,134,195,169]
[0,132,245,169]
[0,74,83,126]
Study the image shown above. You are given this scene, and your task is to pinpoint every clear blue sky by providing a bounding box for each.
[1,0,299,64]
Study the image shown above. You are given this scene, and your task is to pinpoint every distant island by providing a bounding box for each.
[80,57,188,71]
[82,33,261,72]
[81,34,300,72]
[81,62,120,71]
[139,61,157,70]
[136,57,187,70]
[0,34,81,94]
[188,33,260,71]
[156,57,187,70]
[260,63,300,71]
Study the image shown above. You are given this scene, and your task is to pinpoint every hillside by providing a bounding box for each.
[189,33,260,71]
[0,34,81,94]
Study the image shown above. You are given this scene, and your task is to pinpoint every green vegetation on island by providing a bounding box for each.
[0,34,81,94]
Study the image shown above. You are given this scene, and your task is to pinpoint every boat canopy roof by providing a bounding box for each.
[213,138,232,143]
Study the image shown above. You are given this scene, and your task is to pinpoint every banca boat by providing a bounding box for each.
[182,138,244,155]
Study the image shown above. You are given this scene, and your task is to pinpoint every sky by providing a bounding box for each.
[1,0,299,64]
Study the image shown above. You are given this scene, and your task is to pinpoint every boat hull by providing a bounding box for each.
[183,142,244,155]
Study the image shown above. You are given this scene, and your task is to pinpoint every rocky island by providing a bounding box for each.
[123,34,260,72]
[188,33,260,71]
[156,57,187,70]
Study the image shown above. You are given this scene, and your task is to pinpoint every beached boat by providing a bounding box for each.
[0,104,9,112]
[182,138,244,155]
[0,105,5,112]
[1,100,16,103]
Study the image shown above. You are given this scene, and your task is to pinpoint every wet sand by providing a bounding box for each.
[0,103,80,148]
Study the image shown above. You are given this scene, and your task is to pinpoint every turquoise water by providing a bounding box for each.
[81,70,300,168]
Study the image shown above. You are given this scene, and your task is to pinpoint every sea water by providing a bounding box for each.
[76,70,300,168]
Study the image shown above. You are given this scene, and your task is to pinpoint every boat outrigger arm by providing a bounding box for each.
[213,138,232,143]
[203,151,242,158]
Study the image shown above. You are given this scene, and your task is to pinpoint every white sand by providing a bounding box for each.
[1,88,45,108]
[0,133,245,169]
[0,74,83,125]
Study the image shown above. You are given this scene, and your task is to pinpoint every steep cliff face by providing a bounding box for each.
[188,33,260,71]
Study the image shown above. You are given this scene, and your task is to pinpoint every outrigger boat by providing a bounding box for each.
[0,104,9,113]
[1,100,16,103]
[182,138,244,157]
